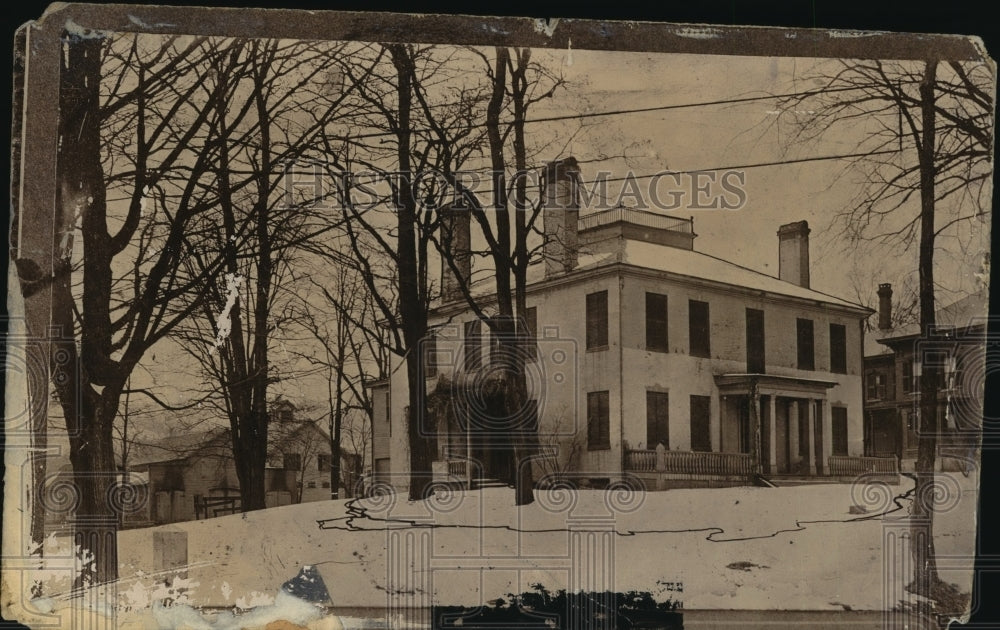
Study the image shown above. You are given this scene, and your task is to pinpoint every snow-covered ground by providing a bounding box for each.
[25,472,979,628]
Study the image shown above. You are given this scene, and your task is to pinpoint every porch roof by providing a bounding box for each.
[715,373,838,398]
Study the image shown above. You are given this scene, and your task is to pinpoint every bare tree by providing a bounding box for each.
[426,47,568,505]
[533,405,586,483]
[170,39,363,512]
[293,259,389,499]
[312,43,492,500]
[778,57,992,607]
[14,31,278,585]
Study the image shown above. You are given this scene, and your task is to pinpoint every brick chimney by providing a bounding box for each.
[877,283,893,330]
[777,220,811,289]
[439,201,471,302]
[542,157,581,278]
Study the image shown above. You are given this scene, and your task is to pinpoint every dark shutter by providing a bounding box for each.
[829,323,847,374]
[645,293,669,352]
[586,291,609,349]
[283,453,302,471]
[832,407,849,455]
[690,395,712,452]
[746,308,765,373]
[796,318,815,371]
[384,391,391,437]
[646,391,670,448]
[587,391,610,450]
[688,300,711,358]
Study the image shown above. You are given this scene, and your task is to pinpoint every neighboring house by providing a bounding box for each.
[128,400,360,525]
[372,157,882,493]
[862,285,987,472]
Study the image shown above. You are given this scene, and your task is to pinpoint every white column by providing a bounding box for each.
[768,395,778,474]
[805,399,817,476]
[789,401,800,468]
[822,399,833,476]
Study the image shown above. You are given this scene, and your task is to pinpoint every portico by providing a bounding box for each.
[715,374,837,477]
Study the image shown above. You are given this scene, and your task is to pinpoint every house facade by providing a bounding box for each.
[373,158,881,493]
[128,400,360,525]
[862,286,987,472]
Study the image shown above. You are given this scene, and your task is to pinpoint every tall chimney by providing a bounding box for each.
[439,202,471,302]
[777,220,811,288]
[541,157,581,278]
[877,283,893,330]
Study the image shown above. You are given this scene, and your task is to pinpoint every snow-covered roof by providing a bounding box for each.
[433,212,871,316]
[437,240,866,314]
[578,239,867,311]
[128,426,231,468]
[864,290,990,358]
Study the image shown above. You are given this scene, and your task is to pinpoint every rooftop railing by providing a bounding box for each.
[578,207,694,234]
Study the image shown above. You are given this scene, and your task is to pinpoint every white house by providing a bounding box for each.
[371,158,884,493]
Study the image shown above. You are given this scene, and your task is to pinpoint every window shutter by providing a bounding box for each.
[796,318,815,371]
[586,291,609,349]
[645,293,669,352]
[689,300,711,358]
[588,391,610,450]
[829,323,847,374]
[832,407,849,455]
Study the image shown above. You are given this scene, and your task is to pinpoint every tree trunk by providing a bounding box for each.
[235,417,268,511]
[66,399,119,587]
[55,30,121,587]
[910,58,942,601]
[389,45,437,501]
[331,361,345,500]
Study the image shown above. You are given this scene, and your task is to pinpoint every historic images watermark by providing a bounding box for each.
[281,161,749,214]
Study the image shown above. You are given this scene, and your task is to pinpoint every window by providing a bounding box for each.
[159,465,185,492]
[645,293,669,352]
[522,306,538,360]
[902,359,914,394]
[745,308,765,373]
[832,407,849,455]
[269,472,288,492]
[423,334,437,378]
[318,454,331,472]
[796,318,815,371]
[321,481,331,489]
[688,300,711,358]
[646,391,670,448]
[689,395,712,452]
[829,323,847,374]
[866,371,887,401]
[283,453,302,471]
[586,291,609,349]
[464,319,482,371]
[587,391,611,450]
[307,481,317,489]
